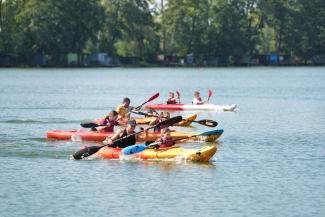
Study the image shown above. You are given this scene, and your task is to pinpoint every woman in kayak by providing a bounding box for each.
[166,92,178,104]
[97,110,120,132]
[192,91,207,105]
[103,119,138,148]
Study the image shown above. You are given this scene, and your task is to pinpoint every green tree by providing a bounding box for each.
[0,0,23,53]
[162,0,211,62]
[99,0,158,62]
[291,0,325,61]
[15,0,103,65]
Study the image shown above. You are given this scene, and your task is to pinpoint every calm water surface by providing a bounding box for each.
[0,67,324,217]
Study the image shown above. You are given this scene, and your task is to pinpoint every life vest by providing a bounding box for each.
[158,136,174,148]
[101,119,118,132]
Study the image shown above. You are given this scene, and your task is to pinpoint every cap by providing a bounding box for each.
[127,119,137,127]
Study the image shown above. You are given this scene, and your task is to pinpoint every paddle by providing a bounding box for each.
[131,110,218,127]
[207,89,212,102]
[72,115,183,160]
[176,91,181,103]
[80,93,160,128]
[122,129,221,155]
[80,121,100,128]
[133,92,160,110]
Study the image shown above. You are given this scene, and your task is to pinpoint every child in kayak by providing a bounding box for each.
[97,110,120,132]
[103,119,139,148]
[148,128,193,149]
[152,128,174,148]
[149,111,170,132]
[146,108,159,117]
[167,92,178,104]
[192,91,206,105]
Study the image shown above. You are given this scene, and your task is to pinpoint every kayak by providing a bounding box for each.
[47,129,223,142]
[92,114,197,127]
[144,103,237,111]
[96,145,217,162]
[135,114,197,127]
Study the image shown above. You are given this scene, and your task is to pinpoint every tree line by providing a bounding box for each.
[0,0,324,66]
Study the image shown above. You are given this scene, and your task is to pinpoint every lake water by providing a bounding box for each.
[0,67,324,217]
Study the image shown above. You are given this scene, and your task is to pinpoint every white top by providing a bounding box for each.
[192,97,204,105]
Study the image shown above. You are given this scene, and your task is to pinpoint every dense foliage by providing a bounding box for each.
[0,0,324,65]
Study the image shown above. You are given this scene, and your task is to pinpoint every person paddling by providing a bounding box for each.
[149,111,170,132]
[97,110,120,132]
[147,128,190,149]
[192,91,207,105]
[151,128,174,148]
[103,120,139,148]
[116,97,134,124]
[166,92,178,104]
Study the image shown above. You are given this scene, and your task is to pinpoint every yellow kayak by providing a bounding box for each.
[138,129,223,143]
[135,114,197,127]
[96,145,217,162]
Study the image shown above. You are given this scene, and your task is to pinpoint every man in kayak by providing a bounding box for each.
[166,92,178,104]
[103,119,138,148]
[192,91,207,105]
[116,97,135,124]
[97,110,120,132]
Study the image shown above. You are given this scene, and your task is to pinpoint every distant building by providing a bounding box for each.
[67,53,78,66]
[0,53,17,67]
[186,54,194,65]
[205,56,229,66]
[31,54,48,66]
[312,54,325,65]
[157,54,181,65]
[254,53,291,65]
[85,53,118,67]
[119,56,140,65]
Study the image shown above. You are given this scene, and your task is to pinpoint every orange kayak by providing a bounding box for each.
[47,129,223,142]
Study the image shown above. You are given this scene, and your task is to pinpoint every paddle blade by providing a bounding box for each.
[147,92,160,102]
[176,91,181,103]
[197,119,218,127]
[80,122,99,128]
[72,145,102,160]
[198,129,224,136]
[156,115,183,127]
[208,89,212,97]
[135,93,160,110]
[122,144,147,155]
[131,110,149,116]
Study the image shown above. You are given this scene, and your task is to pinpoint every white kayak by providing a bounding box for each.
[145,103,237,111]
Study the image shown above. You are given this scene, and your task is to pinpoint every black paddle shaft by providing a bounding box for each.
[72,116,183,160]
